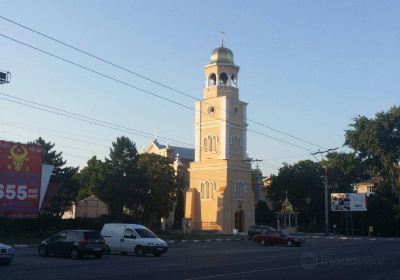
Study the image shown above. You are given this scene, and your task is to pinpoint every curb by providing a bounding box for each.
[13,244,37,248]
[167,237,247,244]
[305,235,399,241]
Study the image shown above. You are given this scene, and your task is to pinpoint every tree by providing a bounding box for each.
[323,152,367,193]
[345,106,400,190]
[29,137,79,217]
[137,153,180,229]
[92,137,145,218]
[75,156,103,201]
[255,201,275,226]
[268,160,324,226]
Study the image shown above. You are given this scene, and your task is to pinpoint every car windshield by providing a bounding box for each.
[135,228,157,238]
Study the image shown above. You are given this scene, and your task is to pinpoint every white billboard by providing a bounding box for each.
[331,193,367,212]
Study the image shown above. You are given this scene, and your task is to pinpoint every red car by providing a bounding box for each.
[253,231,304,247]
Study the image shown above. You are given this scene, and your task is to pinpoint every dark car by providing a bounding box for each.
[39,230,105,259]
[248,225,276,240]
[253,230,304,247]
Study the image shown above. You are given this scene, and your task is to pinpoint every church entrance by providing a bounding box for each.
[234,210,245,232]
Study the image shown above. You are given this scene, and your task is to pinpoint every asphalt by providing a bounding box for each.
[1,238,399,280]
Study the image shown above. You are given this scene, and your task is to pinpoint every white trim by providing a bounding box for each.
[242,104,247,160]
[221,96,227,159]
[189,166,252,172]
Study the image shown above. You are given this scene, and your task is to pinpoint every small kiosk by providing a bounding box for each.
[276,192,298,233]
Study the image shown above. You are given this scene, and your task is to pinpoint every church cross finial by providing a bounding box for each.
[220,31,225,47]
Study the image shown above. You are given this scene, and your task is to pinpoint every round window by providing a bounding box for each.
[207,106,216,115]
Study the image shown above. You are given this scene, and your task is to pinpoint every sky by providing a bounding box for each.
[0,0,399,176]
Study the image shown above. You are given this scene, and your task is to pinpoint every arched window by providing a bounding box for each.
[208,73,216,86]
[203,137,208,152]
[208,135,212,152]
[200,180,216,200]
[219,72,228,85]
[238,137,241,151]
[235,181,244,200]
[212,136,217,152]
[205,181,209,199]
[233,136,239,152]
[231,74,237,87]
[230,136,234,152]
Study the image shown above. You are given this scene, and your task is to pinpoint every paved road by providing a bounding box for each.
[1,238,399,280]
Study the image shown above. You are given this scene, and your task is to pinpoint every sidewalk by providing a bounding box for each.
[304,232,399,241]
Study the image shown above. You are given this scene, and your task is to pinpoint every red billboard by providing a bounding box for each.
[0,140,43,217]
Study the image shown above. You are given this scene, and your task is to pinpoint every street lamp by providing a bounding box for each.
[0,70,10,84]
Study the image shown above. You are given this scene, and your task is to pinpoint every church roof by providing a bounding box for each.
[170,146,195,160]
[210,46,234,64]
[144,139,194,161]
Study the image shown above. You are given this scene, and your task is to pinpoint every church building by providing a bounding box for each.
[185,43,255,233]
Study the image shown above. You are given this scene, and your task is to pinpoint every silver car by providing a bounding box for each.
[0,243,15,264]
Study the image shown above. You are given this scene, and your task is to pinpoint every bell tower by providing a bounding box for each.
[185,41,255,234]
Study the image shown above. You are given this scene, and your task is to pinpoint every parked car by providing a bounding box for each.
[0,243,15,265]
[253,230,304,247]
[38,230,105,259]
[248,225,276,239]
[101,223,168,257]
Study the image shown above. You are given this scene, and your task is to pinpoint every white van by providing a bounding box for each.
[100,223,168,257]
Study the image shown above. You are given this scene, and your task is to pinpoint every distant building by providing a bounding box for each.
[62,195,109,219]
[143,139,194,190]
[143,139,195,226]
[252,168,267,203]
[356,178,379,194]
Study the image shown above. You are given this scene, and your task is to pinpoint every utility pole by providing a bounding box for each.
[311,148,339,237]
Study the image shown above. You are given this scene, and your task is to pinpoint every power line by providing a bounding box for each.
[0,133,107,162]
[3,120,114,144]
[0,26,323,151]
[0,92,193,148]
[0,92,311,169]
[1,121,110,149]
[0,15,326,150]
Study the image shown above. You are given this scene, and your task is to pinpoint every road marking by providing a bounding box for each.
[158,263,184,267]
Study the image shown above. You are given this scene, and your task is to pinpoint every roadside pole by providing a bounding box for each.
[324,166,329,237]
[312,147,339,238]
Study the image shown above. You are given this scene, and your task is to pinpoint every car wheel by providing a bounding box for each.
[0,260,12,265]
[120,251,127,255]
[135,246,145,257]
[39,245,48,257]
[153,253,162,257]
[94,253,103,259]
[287,241,293,247]
[260,240,266,246]
[70,247,81,259]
